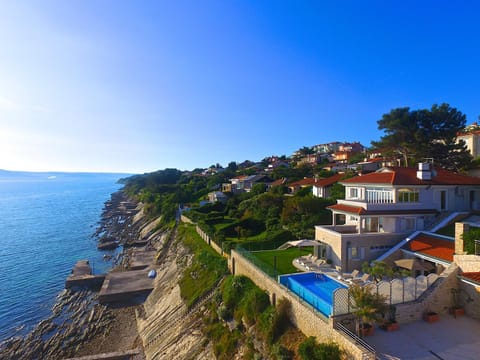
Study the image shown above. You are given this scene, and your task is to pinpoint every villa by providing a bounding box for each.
[315,162,480,271]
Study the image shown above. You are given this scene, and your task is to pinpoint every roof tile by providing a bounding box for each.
[342,167,480,186]
[404,233,454,262]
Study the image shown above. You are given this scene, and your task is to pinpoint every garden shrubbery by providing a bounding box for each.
[298,337,341,360]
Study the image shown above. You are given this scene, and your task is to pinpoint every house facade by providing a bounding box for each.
[312,173,342,198]
[315,163,480,271]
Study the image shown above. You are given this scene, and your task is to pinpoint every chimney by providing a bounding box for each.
[417,162,432,180]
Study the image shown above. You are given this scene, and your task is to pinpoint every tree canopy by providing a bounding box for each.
[372,103,472,171]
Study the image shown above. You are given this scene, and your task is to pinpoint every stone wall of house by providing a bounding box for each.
[455,222,469,255]
[315,226,404,272]
[459,281,480,320]
[454,255,480,320]
[315,227,344,268]
[392,264,459,324]
[454,255,480,272]
[230,250,374,360]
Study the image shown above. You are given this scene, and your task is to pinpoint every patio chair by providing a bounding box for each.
[342,269,359,279]
[314,259,325,266]
[348,273,371,285]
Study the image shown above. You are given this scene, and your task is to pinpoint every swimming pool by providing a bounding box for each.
[279,272,347,317]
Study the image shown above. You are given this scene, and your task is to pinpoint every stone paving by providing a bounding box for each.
[366,314,480,360]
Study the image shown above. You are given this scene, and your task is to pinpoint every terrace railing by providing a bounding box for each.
[332,273,439,316]
[334,322,377,360]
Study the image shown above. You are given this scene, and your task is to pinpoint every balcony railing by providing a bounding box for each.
[366,189,393,204]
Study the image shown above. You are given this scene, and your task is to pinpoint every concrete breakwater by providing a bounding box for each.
[0,191,154,360]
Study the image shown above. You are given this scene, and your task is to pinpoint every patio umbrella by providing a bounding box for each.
[277,239,319,249]
[394,258,435,272]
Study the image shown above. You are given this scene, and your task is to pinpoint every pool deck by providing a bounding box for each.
[366,314,480,359]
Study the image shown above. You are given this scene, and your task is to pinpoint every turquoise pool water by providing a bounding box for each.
[279,272,347,317]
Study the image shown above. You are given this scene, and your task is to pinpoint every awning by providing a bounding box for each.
[394,258,435,272]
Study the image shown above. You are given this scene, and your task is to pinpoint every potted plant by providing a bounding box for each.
[423,310,439,323]
[349,284,387,337]
[449,288,465,318]
[381,305,399,331]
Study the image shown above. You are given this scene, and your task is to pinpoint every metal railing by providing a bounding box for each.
[235,245,278,279]
[334,322,377,360]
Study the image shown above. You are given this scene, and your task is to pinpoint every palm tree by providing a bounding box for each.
[349,284,387,337]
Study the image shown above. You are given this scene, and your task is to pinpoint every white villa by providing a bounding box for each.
[315,162,480,271]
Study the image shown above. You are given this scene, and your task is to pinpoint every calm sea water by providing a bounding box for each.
[0,171,126,342]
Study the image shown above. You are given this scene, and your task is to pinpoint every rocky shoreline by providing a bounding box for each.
[0,191,150,360]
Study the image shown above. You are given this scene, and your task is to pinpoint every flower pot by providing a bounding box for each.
[381,321,400,332]
[449,307,465,318]
[423,312,439,323]
[360,323,375,336]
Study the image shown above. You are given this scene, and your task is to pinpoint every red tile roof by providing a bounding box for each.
[461,272,480,285]
[327,204,366,215]
[327,204,437,216]
[288,178,317,187]
[341,167,480,186]
[270,178,287,187]
[313,174,343,187]
[404,234,454,262]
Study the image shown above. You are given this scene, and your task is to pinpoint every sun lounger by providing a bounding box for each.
[342,269,359,279]
[347,273,371,285]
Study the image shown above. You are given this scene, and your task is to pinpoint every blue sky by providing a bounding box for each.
[0,1,479,173]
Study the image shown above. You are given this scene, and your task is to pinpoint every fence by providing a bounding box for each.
[332,273,439,316]
[234,246,279,279]
[333,322,376,360]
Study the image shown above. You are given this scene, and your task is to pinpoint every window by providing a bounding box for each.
[349,247,365,260]
[405,218,416,231]
[349,188,359,198]
[398,188,419,202]
[370,245,392,251]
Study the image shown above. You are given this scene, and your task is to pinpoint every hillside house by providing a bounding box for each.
[287,178,317,194]
[208,191,228,203]
[457,123,480,158]
[312,173,343,198]
[315,162,480,271]
[224,174,272,193]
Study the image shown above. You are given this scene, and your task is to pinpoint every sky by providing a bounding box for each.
[0,1,479,174]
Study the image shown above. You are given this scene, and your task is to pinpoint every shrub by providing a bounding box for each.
[298,337,341,360]
[258,299,291,344]
[271,343,293,360]
[221,276,253,310]
[238,287,270,325]
[462,228,480,254]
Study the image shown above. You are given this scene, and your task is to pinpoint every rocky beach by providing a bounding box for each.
[0,191,153,360]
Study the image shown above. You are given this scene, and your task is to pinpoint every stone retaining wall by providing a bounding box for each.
[180,214,194,224]
[230,249,373,360]
[195,225,223,255]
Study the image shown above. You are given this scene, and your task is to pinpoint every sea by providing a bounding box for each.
[0,170,128,342]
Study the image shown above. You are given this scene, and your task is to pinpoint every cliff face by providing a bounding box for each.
[136,225,214,360]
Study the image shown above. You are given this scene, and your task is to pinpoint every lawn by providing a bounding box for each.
[249,247,313,275]
[435,223,455,237]
[178,224,228,307]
